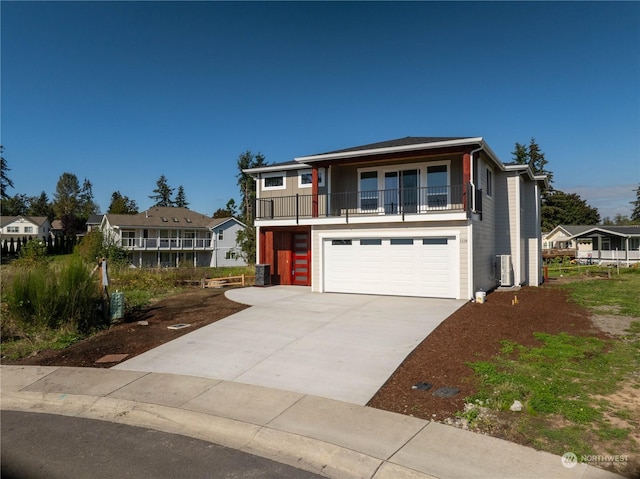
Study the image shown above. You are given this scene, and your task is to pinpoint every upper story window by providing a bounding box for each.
[25,226,34,234]
[298,168,326,188]
[262,172,286,190]
[486,168,493,197]
[217,229,224,241]
[7,226,19,233]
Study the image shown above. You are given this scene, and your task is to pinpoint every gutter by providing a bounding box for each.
[468,145,484,300]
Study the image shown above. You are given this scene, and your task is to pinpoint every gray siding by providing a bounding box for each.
[212,220,247,267]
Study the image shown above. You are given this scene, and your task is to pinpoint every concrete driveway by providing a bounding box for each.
[114,287,466,405]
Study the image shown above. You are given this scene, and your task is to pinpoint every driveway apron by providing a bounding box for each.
[114,286,466,405]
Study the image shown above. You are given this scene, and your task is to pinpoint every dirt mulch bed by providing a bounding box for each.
[3,288,248,368]
[367,283,608,421]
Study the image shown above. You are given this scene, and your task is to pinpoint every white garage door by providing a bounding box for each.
[323,237,457,298]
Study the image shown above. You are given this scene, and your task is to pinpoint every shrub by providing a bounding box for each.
[6,257,105,334]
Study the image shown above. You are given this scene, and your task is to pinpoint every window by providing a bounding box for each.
[390,238,413,245]
[423,238,448,245]
[122,230,136,247]
[299,168,325,188]
[225,250,237,260]
[601,238,611,251]
[427,164,448,207]
[360,238,382,245]
[7,226,19,233]
[25,226,34,234]
[486,168,493,197]
[359,171,378,211]
[217,229,223,241]
[263,173,286,190]
[331,239,352,245]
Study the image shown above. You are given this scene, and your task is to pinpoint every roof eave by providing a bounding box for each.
[243,162,311,175]
[294,137,486,163]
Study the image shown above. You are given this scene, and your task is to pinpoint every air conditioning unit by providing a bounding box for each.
[497,255,513,286]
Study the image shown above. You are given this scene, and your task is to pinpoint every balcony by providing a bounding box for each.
[255,184,477,223]
[120,237,213,250]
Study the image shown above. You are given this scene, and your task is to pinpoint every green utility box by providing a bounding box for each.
[110,291,125,321]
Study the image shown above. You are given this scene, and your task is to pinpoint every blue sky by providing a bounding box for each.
[2,1,639,220]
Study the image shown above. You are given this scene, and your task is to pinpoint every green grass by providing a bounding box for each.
[465,272,640,464]
[557,269,640,317]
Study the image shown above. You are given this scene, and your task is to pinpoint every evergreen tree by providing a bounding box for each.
[0,194,29,216]
[212,198,238,218]
[511,137,554,190]
[631,184,640,223]
[28,191,54,221]
[79,179,100,220]
[174,185,189,208]
[236,151,267,223]
[0,145,14,199]
[149,175,175,207]
[235,151,268,263]
[108,191,138,214]
[541,190,600,231]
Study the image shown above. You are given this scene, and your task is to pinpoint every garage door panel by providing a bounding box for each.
[323,237,457,298]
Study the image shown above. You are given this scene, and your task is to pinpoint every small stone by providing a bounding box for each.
[510,400,523,412]
[412,382,433,391]
[137,320,149,326]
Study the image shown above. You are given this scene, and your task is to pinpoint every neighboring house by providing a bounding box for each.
[0,216,51,245]
[545,224,640,265]
[100,207,247,268]
[244,136,547,299]
[86,214,104,233]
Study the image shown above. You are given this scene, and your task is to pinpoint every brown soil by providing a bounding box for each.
[367,282,608,420]
[4,279,638,476]
[3,288,248,368]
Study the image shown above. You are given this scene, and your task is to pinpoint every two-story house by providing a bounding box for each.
[0,215,52,244]
[100,207,247,268]
[244,137,547,299]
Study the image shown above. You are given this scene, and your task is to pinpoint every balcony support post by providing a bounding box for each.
[463,152,471,212]
[312,166,319,218]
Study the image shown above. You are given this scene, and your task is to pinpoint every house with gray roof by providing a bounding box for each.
[100,207,247,268]
[545,224,640,265]
[244,136,547,299]
[0,215,51,243]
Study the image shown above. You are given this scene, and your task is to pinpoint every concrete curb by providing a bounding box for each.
[0,366,624,479]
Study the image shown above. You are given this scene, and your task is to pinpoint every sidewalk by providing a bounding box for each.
[1,366,622,479]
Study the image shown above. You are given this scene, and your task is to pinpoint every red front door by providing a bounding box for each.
[292,232,310,286]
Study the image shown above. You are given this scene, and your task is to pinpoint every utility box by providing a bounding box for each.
[255,264,271,287]
[110,291,125,321]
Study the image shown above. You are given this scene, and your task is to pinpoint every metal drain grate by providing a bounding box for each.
[432,387,460,398]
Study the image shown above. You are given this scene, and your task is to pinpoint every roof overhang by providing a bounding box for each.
[295,137,490,164]
[243,162,311,175]
[569,227,637,240]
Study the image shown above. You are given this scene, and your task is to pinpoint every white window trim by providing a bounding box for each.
[262,172,286,191]
[355,160,452,213]
[298,168,326,188]
[485,166,494,198]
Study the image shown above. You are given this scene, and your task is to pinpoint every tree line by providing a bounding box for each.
[510,138,639,229]
[2,142,639,261]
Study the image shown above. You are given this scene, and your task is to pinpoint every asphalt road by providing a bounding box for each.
[1,411,326,479]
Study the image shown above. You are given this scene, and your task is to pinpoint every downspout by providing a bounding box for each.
[467,145,483,300]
